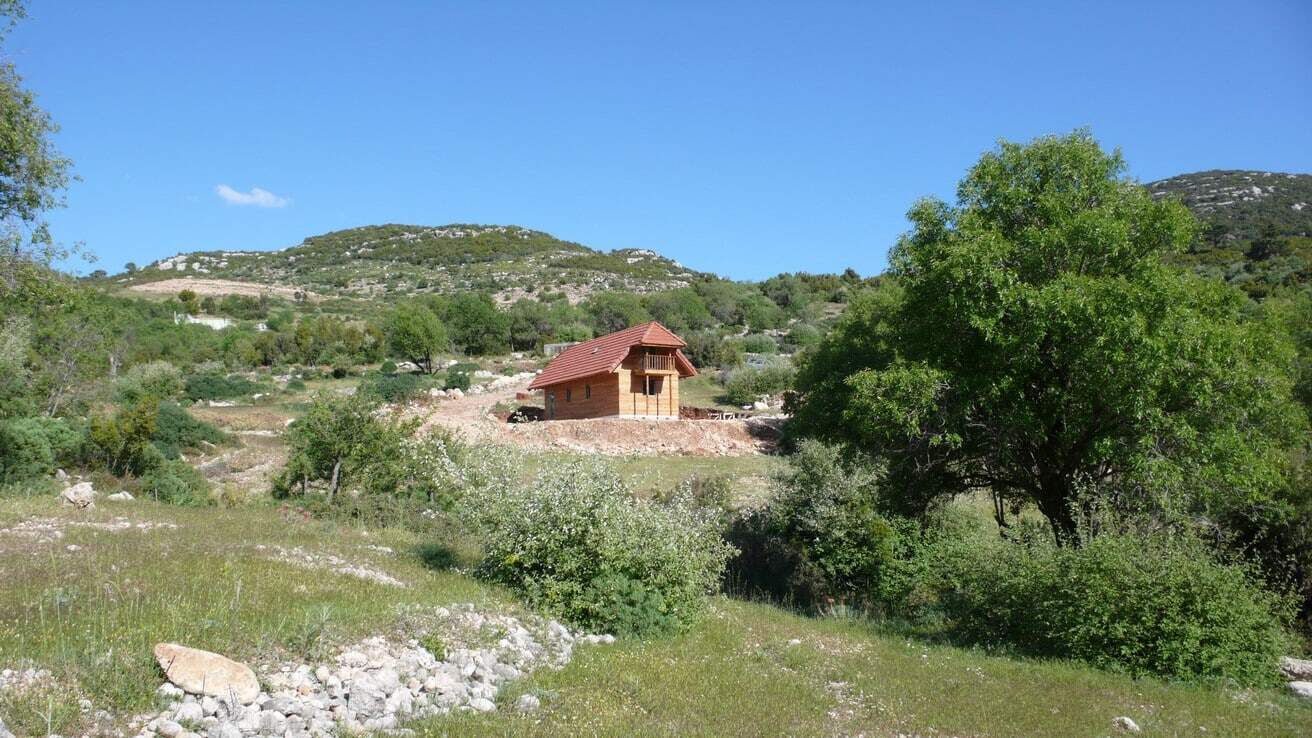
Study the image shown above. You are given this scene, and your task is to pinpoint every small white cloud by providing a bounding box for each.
[215,184,290,208]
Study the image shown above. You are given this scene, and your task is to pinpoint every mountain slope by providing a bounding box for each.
[1149,170,1312,240]
[1150,171,1312,298]
[120,224,707,301]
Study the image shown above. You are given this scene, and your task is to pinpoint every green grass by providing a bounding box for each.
[413,599,1312,737]
[678,374,739,411]
[1,494,1309,737]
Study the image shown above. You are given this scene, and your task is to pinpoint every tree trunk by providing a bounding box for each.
[328,458,343,502]
[1036,473,1080,547]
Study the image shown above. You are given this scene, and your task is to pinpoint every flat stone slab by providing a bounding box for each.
[154,643,259,704]
[1290,681,1312,701]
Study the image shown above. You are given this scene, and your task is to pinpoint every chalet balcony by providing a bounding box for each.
[636,353,676,373]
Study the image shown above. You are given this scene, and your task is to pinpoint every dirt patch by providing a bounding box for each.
[414,375,781,456]
[126,278,313,300]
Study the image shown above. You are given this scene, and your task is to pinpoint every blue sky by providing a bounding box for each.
[12,1,1311,280]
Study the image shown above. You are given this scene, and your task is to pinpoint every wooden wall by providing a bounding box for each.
[543,373,620,420]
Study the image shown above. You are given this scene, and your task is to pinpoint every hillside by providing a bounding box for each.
[1149,170,1312,240]
[116,224,707,302]
[1150,171,1312,298]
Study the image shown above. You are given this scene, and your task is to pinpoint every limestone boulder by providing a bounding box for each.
[60,481,96,509]
[154,643,260,704]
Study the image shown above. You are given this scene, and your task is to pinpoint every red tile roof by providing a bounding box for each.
[528,321,697,390]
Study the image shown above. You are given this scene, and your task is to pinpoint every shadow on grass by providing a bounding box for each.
[414,542,462,572]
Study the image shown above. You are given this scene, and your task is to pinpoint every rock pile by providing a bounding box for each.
[1283,656,1312,701]
[138,604,613,737]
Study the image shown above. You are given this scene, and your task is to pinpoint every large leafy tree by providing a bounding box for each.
[0,1,74,305]
[791,131,1305,545]
[387,303,448,373]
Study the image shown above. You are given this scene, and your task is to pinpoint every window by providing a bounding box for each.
[585,384,591,399]
[566,388,572,402]
[643,377,663,396]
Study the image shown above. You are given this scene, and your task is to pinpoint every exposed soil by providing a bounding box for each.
[126,278,313,300]
[416,376,781,457]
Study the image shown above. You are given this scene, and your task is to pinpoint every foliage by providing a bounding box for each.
[359,372,426,404]
[462,459,735,636]
[790,131,1306,544]
[387,303,447,373]
[151,401,226,460]
[85,397,160,476]
[276,392,415,500]
[184,373,260,402]
[443,368,471,391]
[584,292,650,334]
[919,533,1293,685]
[116,360,184,403]
[765,441,895,605]
[442,293,510,355]
[740,334,778,354]
[139,458,210,506]
[0,415,78,483]
[723,363,795,405]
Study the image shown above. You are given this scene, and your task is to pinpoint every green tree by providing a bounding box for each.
[445,293,510,355]
[506,298,550,351]
[585,292,650,334]
[387,303,447,373]
[0,1,75,305]
[279,392,409,501]
[791,131,1305,545]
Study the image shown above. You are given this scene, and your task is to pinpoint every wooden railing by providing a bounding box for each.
[639,353,675,372]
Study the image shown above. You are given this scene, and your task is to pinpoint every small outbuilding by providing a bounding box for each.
[528,321,698,419]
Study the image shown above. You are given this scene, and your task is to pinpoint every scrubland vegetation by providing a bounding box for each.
[2,0,1312,732]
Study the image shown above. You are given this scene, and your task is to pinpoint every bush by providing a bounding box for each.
[741,334,778,354]
[924,533,1292,685]
[463,460,735,636]
[444,369,472,391]
[86,397,160,476]
[723,363,795,405]
[765,440,896,606]
[285,378,307,392]
[184,373,260,402]
[379,359,397,374]
[117,360,185,403]
[0,416,80,483]
[139,459,210,505]
[360,373,425,404]
[152,402,226,459]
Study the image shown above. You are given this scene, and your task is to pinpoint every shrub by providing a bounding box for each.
[139,459,210,505]
[184,373,260,402]
[360,373,425,404]
[285,378,307,392]
[151,402,227,459]
[765,440,896,606]
[86,397,161,476]
[463,460,735,636]
[379,359,398,374]
[444,369,472,391]
[785,324,823,351]
[0,416,80,483]
[741,334,778,354]
[117,360,185,403]
[926,533,1292,685]
[723,363,795,405]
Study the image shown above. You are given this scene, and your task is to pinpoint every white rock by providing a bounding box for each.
[60,481,96,509]
[107,491,135,501]
[1112,716,1141,732]
[1281,656,1312,681]
[174,702,204,722]
[514,694,540,713]
[157,720,183,738]
[154,643,261,705]
[1291,681,1312,700]
[469,697,496,712]
[0,715,13,738]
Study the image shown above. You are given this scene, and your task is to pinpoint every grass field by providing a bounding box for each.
[1,494,1309,737]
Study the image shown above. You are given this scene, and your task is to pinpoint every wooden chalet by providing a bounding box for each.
[528,321,698,419]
